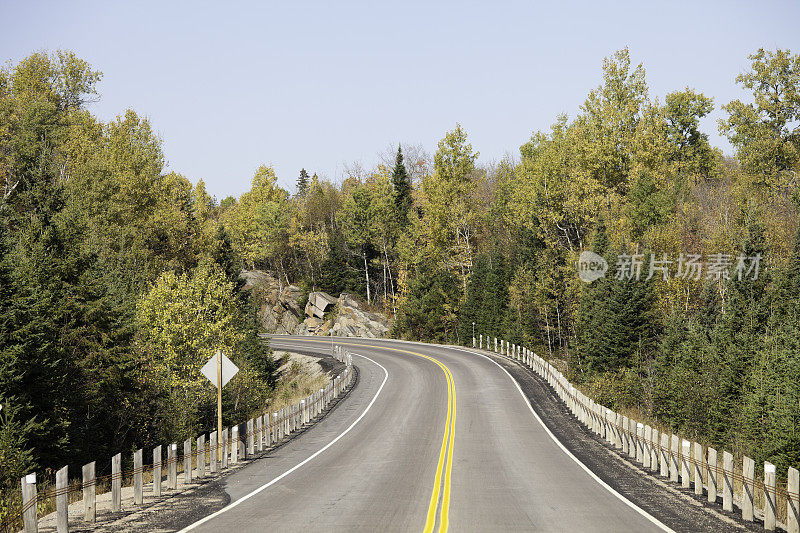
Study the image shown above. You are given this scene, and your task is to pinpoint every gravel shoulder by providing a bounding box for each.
[34,351,353,533]
[481,349,764,533]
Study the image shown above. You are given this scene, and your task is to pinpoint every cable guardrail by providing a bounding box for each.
[474,334,799,533]
[3,347,354,533]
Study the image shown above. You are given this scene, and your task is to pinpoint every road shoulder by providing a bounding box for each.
[482,351,762,533]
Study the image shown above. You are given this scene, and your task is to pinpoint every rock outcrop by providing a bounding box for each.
[241,270,392,338]
[305,291,338,318]
[240,270,305,334]
[328,294,390,338]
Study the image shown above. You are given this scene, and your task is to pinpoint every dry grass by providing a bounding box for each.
[266,352,331,414]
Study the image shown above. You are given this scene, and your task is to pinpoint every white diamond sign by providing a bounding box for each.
[201,351,239,388]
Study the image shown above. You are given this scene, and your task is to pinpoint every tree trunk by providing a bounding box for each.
[307,253,316,291]
[456,231,467,295]
[363,251,371,304]
[382,252,387,309]
[544,306,553,359]
[384,243,396,316]
[555,300,563,354]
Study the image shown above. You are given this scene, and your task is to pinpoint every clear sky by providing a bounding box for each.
[2,1,799,199]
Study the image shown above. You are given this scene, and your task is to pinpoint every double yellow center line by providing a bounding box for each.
[273,338,456,532]
[419,351,456,533]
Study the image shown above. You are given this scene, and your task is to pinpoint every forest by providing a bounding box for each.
[0,51,275,499]
[1,44,799,504]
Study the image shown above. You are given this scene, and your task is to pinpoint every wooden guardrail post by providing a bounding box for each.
[650,428,659,473]
[636,423,645,464]
[209,431,218,473]
[670,435,679,482]
[624,418,632,457]
[153,445,162,496]
[168,443,177,489]
[707,447,717,503]
[298,401,303,427]
[272,412,278,443]
[257,416,264,452]
[197,435,206,478]
[82,461,96,522]
[643,425,651,469]
[184,439,192,483]
[723,450,733,512]
[591,403,598,436]
[21,473,37,533]
[610,411,619,448]
[112,453,122,512]
[660,433,669,477]
[134,449,143,505]
[681,440,691,488]
[621,416,629,455]
[788,466,799,533]
[56,466,68,533]
[693,442,703,496]
[764,461,776,531]
[236,424,244,461]
[742,455,755,521]
[221,428,229,469]
[247,419,255,457]
[230,426,238,464]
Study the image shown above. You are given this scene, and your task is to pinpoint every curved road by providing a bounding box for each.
[182,336,669,532]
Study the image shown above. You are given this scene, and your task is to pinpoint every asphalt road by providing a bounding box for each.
[180,336,671,533]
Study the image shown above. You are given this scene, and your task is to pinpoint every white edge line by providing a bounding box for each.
[179,352,388,532]
[450,346,674,533]
[269,337,672,531]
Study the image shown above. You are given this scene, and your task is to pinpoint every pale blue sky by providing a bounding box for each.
[2,1,799,199]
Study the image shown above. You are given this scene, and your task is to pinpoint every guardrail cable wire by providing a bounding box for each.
[2,363,354,530]
[499,343,800,518]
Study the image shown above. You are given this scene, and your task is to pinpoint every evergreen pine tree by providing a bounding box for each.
[740,219,800,471]
[577,218,613,369]
[484,251,509,338]
[212,224,243,291]
[391,146,412,228]
[0,400,36,489]
[393,270,460,343]
[318,231,362,296]
[709,221,771,444]
[460,254,489,342]
[578,220,659,375]
[297,168,310,198]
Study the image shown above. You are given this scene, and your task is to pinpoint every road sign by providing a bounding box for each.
[202,350,238,462]
[201,351,238,388]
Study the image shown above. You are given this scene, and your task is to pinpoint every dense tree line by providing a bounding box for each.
[1,44,799,501]
[216,47,800,477]
[0,52,275,498]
